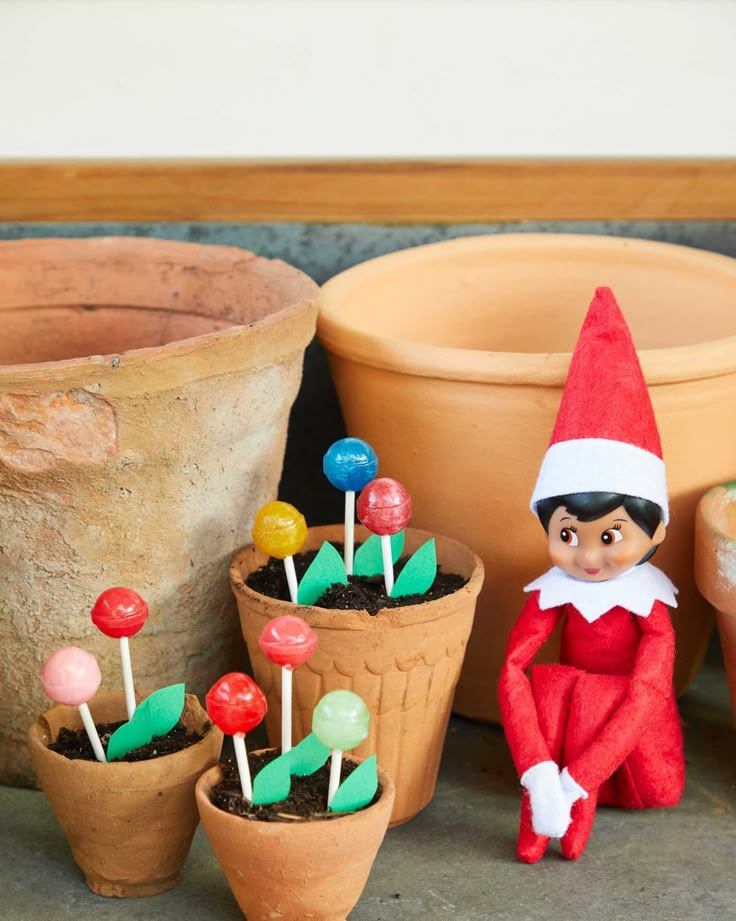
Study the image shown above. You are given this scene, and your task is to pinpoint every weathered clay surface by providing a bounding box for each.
[231,525,484,825]
[695,483,736,722]
[318,233,736,722]
[29,691,223,896]
[197,759,394,921]
[0,237,318,785]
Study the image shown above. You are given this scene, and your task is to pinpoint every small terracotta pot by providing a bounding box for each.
[318,233,736,721]
[28,690,223,897]
[231,525,484,825]
[196,759,394,921]
[695,482,736,721]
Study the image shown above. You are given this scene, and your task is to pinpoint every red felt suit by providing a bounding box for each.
[498,287,685,862]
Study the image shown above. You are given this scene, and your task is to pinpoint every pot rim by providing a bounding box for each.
[195,754,395,835]
[697,482,736,546]
[0,236,318,381]
[318,233,736,386]
[28,689,223,775]
[229,524,485,629]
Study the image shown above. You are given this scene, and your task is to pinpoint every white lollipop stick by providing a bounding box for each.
[233,733,253,802]
[119,636,136,719]
[327,749,343,808]
[344,490,355,575]
[282,666,293,754]
[381,534,394,596]
[79,702,107,763]
[283,555,299,604]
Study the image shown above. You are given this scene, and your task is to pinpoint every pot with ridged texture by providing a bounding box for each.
[231,524,484,825]
[318,233,736,722]
[0,237,317,785]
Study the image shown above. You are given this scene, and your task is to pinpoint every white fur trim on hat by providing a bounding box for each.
[530,438,670,525]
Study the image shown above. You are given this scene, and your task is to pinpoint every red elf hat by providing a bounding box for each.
[530,286,669,523]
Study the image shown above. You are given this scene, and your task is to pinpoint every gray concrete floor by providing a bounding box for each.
[2,661,734,921]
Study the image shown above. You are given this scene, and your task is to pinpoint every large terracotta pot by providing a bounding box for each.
[28,690,223,896]
[318,233,736,722]
[230,525,484,825]
[695,482,736,722]
[196,759,394,921]
[0,237,317,786]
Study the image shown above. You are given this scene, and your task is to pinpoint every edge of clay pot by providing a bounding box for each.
[195,755,396,838]
[229,524,485,630]
[694,481,736,615]
[0,237,319,387]
[317,233,736,386]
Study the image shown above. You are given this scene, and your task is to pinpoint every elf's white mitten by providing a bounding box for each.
[520,761,571,838]
[560,766,588,809]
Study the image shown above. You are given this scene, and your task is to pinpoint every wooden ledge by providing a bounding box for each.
[1,159,735,223]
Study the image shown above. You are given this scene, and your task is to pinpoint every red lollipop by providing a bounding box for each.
[259,615,317,754]
[91,587,149,720]
[356,477,412,536]
[206,673,267,803]
[357,478,412,596]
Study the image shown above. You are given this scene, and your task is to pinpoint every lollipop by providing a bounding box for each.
[259,615,317,753]
[252,501,307,604]
[206,673,267,802]
[91,587,149,720]
[356,478,412,595]
[323,438,378,575]
[41,647,106,762]
[312,690,370,808]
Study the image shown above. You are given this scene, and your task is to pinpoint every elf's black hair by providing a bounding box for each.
[536,492,663,539]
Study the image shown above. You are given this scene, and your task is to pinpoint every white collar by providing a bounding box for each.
[524,563,678,623]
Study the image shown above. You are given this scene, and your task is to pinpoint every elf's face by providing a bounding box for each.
[547,505,666,582]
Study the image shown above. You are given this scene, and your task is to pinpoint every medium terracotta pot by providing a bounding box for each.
[231,525,484,825]
[28,689,223,896]
[695,482,736,721]
[196,758,394,921]
[318,233,736,722]
[0,237,317,786]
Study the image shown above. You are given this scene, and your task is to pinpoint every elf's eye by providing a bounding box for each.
[601,528,623,545]
[560,528,578,546]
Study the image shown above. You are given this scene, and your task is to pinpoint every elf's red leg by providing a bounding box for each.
[561,789,599,860]
[514,665,581,862]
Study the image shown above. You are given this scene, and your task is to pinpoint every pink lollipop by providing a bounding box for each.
[259,616,317,753]
[41,647,106,762]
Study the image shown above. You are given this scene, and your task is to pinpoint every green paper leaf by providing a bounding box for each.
[329,755,378,813]
[252,752,292,805]
[297,541,347,605]
[286,732,330,776]
[107,683,185,760]
[353,530,404,577]
[390,539,437,598]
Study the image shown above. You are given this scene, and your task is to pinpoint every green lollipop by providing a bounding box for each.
[312,691,370,808]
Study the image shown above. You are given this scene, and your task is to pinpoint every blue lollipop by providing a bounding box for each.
[323,438,378,574]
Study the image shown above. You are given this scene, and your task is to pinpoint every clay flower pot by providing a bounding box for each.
[196,759,394,921]
[231,525,484,825]
[318,233,736,722]
[28,690,223,896]
[0,237,317,786]
[695,482,736,721]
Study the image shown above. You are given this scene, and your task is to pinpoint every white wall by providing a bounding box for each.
[1,0,734,158]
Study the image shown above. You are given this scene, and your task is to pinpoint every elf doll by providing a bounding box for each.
[498,286,685,863]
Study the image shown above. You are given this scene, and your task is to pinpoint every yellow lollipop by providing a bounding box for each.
[252,501,307,603]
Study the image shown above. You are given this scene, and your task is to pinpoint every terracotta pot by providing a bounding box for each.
[196,758,394,921]
[0,237,317,786]
[695,482,736,721]
[318,233,736,722]
[231,525,484,825]
[28,689,223,896]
